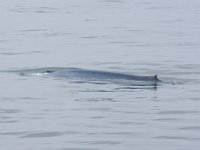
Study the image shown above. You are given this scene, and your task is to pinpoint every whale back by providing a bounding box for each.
[49,68,161,82]
[10,67,162,86]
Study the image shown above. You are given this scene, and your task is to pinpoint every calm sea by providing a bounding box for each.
[0,0,200,150]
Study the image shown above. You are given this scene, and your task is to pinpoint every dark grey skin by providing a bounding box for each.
[46,68,162,86]
[1,67,172,87]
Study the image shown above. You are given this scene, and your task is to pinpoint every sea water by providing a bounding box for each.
[0,0,200,150]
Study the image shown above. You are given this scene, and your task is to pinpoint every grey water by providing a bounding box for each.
[0,0,200,150]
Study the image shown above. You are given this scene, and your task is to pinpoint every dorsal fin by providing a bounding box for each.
[154,75,158,80]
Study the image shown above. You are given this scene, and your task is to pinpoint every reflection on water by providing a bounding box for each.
[1,0,200,150]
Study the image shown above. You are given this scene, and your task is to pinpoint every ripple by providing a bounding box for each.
[178,126,200,131]
[157,110,200,115]
[99,0,124,3]
[79,90,115,93]
[80,36,104,39]
[69,140,121,145]
[43,31,71,38]
[153,118,178,122]
[20,29,47,32]
[0,131,27,136]
[9,6,68,14]
[114,86,157,90]
[0,52,24,56]
[75,98,115,102]
[101,131,134,135]
[21,131,81,138]
[21,131,64,138]
[91,141,120,145]
[154,136,200,141]
[0,116,12,119]
[0,109,21,114]
[60,148,97,150]
[0,120,18,123]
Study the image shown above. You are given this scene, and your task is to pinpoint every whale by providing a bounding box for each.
[43,68,162,86]
[6,67,164,86]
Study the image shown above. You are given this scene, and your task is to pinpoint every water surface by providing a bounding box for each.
[0,0,200,150]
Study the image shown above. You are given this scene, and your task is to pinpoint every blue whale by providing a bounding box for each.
[46,68,162,86]
[14,67,163,86]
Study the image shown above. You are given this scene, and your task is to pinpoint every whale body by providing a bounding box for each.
[46,68,162,86]
[14,67,163,86]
